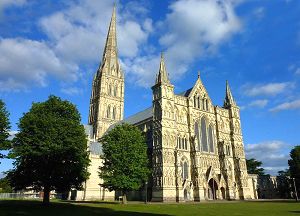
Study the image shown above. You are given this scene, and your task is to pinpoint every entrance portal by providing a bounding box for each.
[220,187,226,199]
[208,178,218,200]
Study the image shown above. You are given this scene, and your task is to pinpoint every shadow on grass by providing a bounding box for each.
[62,200,119,205]
[289,211,300,214]
[0,200,172,216]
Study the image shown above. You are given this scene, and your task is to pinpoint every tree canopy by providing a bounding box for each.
[99,123,150,203]
[0,176,13,193]
[246,158,265,176]
[288,145,300,195]
[8,96,90,204]
[0,99,11,162]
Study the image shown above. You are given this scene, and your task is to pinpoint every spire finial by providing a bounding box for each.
[198,70,200,79]
[100,3,119,69]
[155,52,170,85]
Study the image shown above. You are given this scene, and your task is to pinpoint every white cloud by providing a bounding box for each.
[1,0,152,91]
[0,38,78,92]
[0,0,244,90]
[242,82,295,97]
[295,68,300,75]
[270,99,300,112]
[159,0,242,81]
[61,87,83,96]
[245,141,291,175]
[248,99,268,108]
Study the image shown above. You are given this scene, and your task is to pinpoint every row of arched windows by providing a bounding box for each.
[108,84,119,97]
[106,105,117,120]
[194,117,215,153]
[177,136,188,150]
[193,95,209,111]
[225,145,231,156]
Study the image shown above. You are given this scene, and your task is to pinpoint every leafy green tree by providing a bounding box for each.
[99,123,150,204]
[8,96,90,204]
[0,176,13,193]
[246,158,265,175]
[0,99,11,162]
[277,169,291,198]
[288,145,300,196]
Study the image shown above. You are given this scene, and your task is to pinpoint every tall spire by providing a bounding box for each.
[224,80,236,108]
[101,4,119,70]
[156,52,170,85]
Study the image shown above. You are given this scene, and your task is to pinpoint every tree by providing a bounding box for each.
[99,123,150,204]
[277,169,291,198]
[0,176,13,193]
[8,96,90,204]
[0,99,11,162]
[246,158,265,175]
[288,145,300,196]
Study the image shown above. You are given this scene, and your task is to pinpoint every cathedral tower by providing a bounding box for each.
[89,5,124,139]
[223,81,250,199]
[152,53,177,201]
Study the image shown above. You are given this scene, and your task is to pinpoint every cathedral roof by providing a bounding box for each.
[123,107,153,125]
[177,88,193,97]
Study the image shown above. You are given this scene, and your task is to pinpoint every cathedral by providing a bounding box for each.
[76,6,258,202]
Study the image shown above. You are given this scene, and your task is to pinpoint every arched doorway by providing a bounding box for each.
[208,178,218,200]
[184,189,188,200]
[220,187,226,199]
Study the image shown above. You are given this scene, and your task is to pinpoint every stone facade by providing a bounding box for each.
[81,6,257,201]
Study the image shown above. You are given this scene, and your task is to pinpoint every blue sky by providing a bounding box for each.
[0,0,299,176]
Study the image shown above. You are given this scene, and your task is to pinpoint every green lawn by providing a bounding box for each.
[0,200,299,216]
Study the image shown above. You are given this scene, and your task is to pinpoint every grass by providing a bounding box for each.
[0,199,299,216]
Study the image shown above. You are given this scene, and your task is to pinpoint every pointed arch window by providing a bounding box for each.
[112,106,116,119]
[208,125,214,153]
[108,84,112,96]
[194,121,200,151]
[197,96,200,108]
[114,85,117,97]
[201,118,208,152]
[206,100,209,111]
[107,105,111,118]
[181,161,189,180]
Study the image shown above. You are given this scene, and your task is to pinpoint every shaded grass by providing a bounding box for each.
[0,199,299,216]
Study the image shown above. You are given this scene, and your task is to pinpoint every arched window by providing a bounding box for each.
[194,96,196,107]
[107,105,111,118]
[185,138,188,150]
[206,100,209,111]
[201,118,208,152]
[208,125,214,153]
[114,85,117,97]
[108,84,113,96]
[194,122,200,151]
[202,99,205,110]
[197,97,200,108]
[182,161,189,180]
[112,107,116,119]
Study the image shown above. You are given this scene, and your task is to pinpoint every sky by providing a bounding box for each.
[0,0,299,177]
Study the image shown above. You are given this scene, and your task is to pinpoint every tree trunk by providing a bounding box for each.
[122,191,127,204]
[43,187,50,205]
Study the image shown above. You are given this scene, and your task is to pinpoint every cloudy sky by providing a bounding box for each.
[0,0,299,176]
